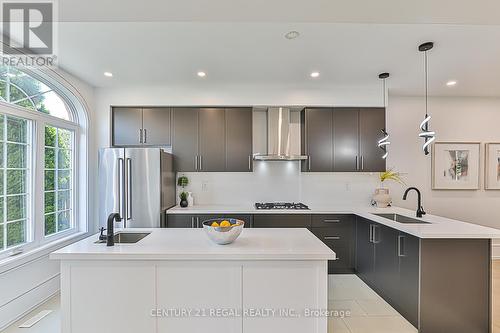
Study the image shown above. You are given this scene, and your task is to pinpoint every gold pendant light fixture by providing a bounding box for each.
[418,42,436,155]
[378,72,390,159]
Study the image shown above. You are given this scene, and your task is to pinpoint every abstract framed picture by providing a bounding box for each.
[432,142,480,190]
[485,143,500,190]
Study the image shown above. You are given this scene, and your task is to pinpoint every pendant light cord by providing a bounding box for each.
[424,50,428,118]
[383,77,386,107]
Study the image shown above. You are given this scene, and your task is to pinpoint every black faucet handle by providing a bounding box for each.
[99,227,107,241]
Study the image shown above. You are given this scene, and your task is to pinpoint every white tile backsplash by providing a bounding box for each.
[176,161,381,206]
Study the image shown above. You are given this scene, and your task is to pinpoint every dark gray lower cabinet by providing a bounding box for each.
[355,218,419,328]
[166,214,253,228]
[311,214,356,274]
[252,214,311,228]
[395,232,419,328]
[355,219,375,283]
[165,214,197,228]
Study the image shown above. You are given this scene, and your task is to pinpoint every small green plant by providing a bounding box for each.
[379,169,405,185]
[179,191,188,201]
[177,175,189,187]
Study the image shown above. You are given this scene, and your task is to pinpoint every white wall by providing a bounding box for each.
[386,96,500,231]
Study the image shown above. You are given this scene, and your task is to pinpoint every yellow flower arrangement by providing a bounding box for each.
[379,169,405,185]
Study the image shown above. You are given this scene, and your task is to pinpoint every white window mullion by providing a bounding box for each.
[33,119,45,247]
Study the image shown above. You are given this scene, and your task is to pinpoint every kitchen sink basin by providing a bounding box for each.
[373,213,431,224]
[95,232,150,244]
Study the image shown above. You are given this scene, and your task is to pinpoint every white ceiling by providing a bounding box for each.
[56,0,500,25]
[56,21,500,96]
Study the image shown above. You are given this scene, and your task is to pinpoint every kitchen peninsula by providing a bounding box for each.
[167,205,500,333]
[51,228,335,333]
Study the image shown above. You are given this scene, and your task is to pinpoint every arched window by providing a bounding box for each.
[0,64,87,257]
[0,65,71,120]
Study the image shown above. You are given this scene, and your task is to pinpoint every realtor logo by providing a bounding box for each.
[2,1,53,55]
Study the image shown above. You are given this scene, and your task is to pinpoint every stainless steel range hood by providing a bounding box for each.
[253,107,308,161]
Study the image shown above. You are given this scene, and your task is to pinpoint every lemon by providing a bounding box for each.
[211,221,220,227]
[220,220,231,227]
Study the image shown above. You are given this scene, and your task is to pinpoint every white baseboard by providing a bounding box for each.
[0,274,60,330]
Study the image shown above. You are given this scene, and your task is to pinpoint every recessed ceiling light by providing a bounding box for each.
[103,72,113,77]
[310,72,320,78]
[284,31,300,40]
[197,71,206,78]
[446,80,457,86]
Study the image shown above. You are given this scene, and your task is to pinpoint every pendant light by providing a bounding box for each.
[418,42,436,155]
[377,72,390,159]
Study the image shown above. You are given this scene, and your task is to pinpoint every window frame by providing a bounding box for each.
[0,112,33,252]
[42,123,77,241]
[0,99,80,259]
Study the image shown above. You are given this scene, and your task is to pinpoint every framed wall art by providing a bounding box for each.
[432,142,481,190]
[485,143,500,190]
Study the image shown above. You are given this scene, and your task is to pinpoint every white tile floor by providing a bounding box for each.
[328,274,417,333]
[2,275,417,333]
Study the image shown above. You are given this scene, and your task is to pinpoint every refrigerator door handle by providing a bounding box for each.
[126,158,133,221]
[118,158,125,218]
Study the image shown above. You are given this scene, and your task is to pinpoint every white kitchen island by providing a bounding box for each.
[51,228,335,333]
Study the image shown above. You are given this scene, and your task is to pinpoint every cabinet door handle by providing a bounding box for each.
[355,156,359,170]
[194,156,198,170]
[323,219,340,223]
[199,155,203,171]
[308,157,311,171]
[139,129,143,143]
[361,155,364,170]
[144,129,147,143]
[372,225,380,244]
[369,224,374,243]
[248,155,252,171]
[398,235,405,257]
[324,236,341,240]
[191,217,195,228]
[197,217,200,228]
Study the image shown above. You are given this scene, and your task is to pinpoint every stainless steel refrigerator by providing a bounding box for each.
[98,148,175,228]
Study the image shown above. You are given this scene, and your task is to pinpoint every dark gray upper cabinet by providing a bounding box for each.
[112,107,172,147]
[300,107,386,172]
[172,107,252,172]
[333,108,360,172]
[172,108,199,172]
[142,108,171,146]
[301,108,333,172]
[198,108,226,172]
[225,108,253,172]
[359,108,386,172]
[112,107,143,146]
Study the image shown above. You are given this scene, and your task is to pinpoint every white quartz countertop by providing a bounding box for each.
[50,228,336,261]
[167,205,500,239]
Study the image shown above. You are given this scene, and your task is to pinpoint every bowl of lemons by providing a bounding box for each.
[202,218,244,245]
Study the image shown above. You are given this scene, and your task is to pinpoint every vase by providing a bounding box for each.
[187,192,194,207]
[373,187,392,208]
[180,199,188,208]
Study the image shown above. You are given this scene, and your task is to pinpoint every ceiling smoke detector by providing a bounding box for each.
[284,31,300,40]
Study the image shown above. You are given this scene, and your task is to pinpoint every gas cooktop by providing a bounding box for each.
[254,202,310,210]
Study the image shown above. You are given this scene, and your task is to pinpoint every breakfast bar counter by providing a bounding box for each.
[51,228,335,333]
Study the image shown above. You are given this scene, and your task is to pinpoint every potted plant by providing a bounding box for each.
[177,175,189,208]
[373,169,405,208]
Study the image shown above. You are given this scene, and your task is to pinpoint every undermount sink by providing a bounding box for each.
[95,232,150,244]
[373,213,431,224]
